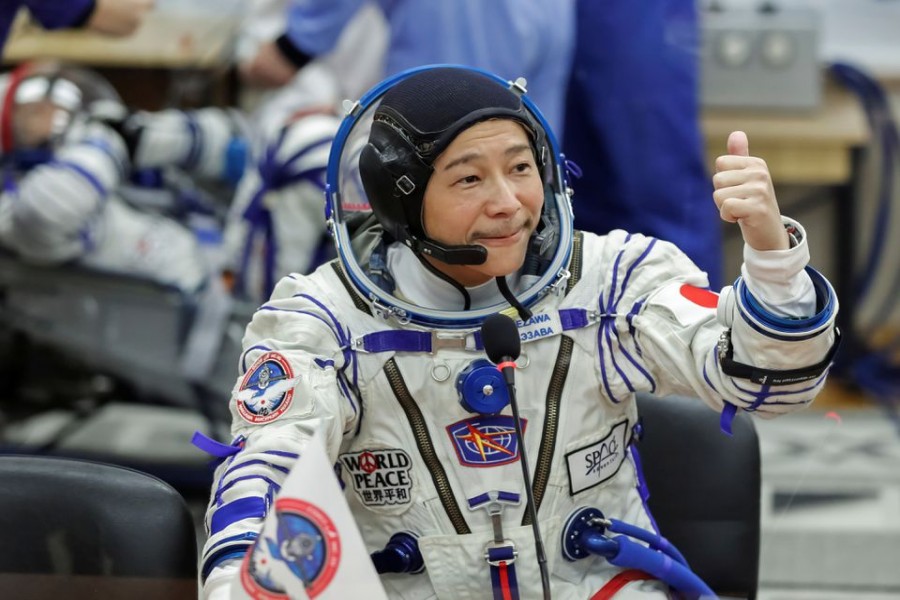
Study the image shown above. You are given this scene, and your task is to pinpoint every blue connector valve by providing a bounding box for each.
[561,506,612,561]
[456,359,510,415]
[370,531,425,575]
[560,507,718,599]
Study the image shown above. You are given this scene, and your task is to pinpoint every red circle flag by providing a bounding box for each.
[679,284,719,309]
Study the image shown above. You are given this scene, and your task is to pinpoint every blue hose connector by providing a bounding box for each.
[371,531,425,574]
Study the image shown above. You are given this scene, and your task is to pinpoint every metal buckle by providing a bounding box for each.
[551,269,571,295]
[717,330,732,362]
[468,491,521,566]
[396,175,416,195]
[430,332,467,353]
[370,297,410,324]
[484,540,518,566]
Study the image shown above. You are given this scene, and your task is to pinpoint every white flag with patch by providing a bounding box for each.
[231,431,388,599]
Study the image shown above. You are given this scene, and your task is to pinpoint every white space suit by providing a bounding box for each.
[223,110,341,303]
[224,2,385,304]
[202,222,837,599]
[0,65,247,293]
[200,67,838,599]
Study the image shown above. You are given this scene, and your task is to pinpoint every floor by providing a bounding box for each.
[755,380,900,599]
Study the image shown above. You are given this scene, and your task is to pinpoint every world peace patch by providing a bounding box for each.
[339,448,413,510]
[237,352,296,424]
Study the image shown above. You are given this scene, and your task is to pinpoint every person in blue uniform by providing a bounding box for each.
[239,0,575,133]
[563,0,722,286]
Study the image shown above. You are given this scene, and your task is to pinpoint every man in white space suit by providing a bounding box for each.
[200,65,839,598]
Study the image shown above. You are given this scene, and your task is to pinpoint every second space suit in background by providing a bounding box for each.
[226,3,390,303]
[0,61,248,293]
[223,107,341,303]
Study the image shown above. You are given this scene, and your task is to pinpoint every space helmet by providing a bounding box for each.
[0,61,122,165]
[325,65,574,329]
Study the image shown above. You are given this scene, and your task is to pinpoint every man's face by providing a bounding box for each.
[12,101,66,149]
[421,119,544,287]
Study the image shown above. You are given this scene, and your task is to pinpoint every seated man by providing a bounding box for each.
[0,61,247,293]
[201,66,838,598]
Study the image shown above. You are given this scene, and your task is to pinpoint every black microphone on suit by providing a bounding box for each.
[481,313,551,600]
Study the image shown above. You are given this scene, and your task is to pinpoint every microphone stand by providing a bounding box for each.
[499,361,552,600]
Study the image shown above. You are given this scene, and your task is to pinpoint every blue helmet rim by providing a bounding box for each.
[325,64,574,329]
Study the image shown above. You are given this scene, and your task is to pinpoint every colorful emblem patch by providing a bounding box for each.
[446,415,527,468]
[240,498,340,599]
[237,352,296,424]
[339,449,413,508]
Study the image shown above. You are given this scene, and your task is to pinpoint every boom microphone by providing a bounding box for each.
[482,312,521,381]
[481,313,551,599]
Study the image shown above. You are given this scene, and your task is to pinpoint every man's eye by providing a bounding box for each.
[457,175,480,185]
[513,162,532,173]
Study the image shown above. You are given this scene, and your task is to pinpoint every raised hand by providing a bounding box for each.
[88,0,155,37]
[239,41,300,88]
[712,131,789,252]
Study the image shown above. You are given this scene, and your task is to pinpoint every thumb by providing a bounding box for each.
[727,131,750,157]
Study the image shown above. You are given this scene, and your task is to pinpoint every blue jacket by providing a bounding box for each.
[563,0,722,286]
[282,0,575,132]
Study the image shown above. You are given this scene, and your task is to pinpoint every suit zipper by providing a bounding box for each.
[384,358,471,535]
[523,231,583,525]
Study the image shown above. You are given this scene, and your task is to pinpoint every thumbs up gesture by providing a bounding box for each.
[713,131,789,251]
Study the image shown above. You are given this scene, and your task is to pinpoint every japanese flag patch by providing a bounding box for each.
[651,283,719,327]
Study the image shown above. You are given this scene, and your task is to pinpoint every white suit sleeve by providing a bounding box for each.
[222,113,339,302]
[739,217,815,318]
[200,274,360,585]
[202,559,240,599]
[589,224,837,420]
[130,108,249,182]
[2,122,126,263]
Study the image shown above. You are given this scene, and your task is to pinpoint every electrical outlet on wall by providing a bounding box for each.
[701,5,822,110]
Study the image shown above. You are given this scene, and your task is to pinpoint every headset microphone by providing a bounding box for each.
[481,313,551,599]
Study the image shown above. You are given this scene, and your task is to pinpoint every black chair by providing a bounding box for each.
[636,394,760,600]
[0,455,198,578]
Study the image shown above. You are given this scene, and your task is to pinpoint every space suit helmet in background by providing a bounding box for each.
[326,64,574,328]
[0,61,122,160]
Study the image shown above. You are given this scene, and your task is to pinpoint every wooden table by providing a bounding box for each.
[4,10,237,69]
[3,10,239,108]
